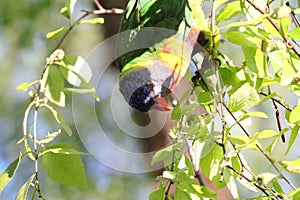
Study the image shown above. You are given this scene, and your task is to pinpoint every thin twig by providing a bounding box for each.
[259,92,292,112]
[245,0,300,58]
[223,103,297,190]
[54,7,124,50]
[226,165,281,200]
[267,86,285,142]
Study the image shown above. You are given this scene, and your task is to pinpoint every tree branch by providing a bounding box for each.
[245,0,300,58]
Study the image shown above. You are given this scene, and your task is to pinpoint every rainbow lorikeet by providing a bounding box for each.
[117,0,209,112]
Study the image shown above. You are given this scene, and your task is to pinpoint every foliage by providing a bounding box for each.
[150,0,300,199]
[0,0,300,199]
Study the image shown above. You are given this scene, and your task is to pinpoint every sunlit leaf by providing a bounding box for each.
[60,6,69,19]
[286,125,299,155]
[253,130,277,139]
[41,103,72,136]
[79,18,105,25]
[243,47,267,77]
[16,80,38,91]
[66,0,77,22]
[0,153,22,194]
[256,172,277,185]
[60,55,93,88]
[224,31,260,48]
[289,187,300,200]
[38,129,61,144]
[42,143,88,189]
[289,104,300,124]
[280,157,300,174]
[151,142,182,166]
[46,27,66,40]
[288,27,300,40]
[216,1,241,24]
[40,147,90,157]
[271,6,291,19]
[162,171,177,180]
[16,174,35,200]
[227,83,260,112]
[220,14,268,29]
[149,187,165,200]
[200,141,226,188]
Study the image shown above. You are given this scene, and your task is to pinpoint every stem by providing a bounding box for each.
[267,86,285,142]
[226,165,281,200]
[245,0,300,58]
[259,92,291,112]
[54,7,124,50]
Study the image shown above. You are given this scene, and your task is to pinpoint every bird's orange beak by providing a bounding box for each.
[154,93,178,111]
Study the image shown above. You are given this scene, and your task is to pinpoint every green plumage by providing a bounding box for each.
[116,0,193,70]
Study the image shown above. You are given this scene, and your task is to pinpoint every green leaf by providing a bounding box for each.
[38,129,61,144]
[151,142,182,166]
[174,184,193,200]
[268,50,288,74]
[279,17,291,36]
[224,31,260,48]
[41,103,72,136]
[43,66,66,107]
[220,14,268,30]
[66,0,77,22]
[171,101,182,120]
[149,187,165,200]
[262,19,282,38]
[200,141,226,188]
[227,135,257,150]
[0,153,22,194]
[60,6,69,19]
[243,47,267,77]
[227,83,260,112]
[60,55,93,88]
[289,104,300,124]
[16,174,35,200]
[256,173,277,185]
[22,101,35,160]
[79,18,105,25]
[46,27,66,40]
[272,179,284,194]
[40,147,90,157]
[253,130,277,139]
[287,27,300,40]
[280,157,300,174]
[289,187,300,200]
[286,125,299,155]
[61,88,100,101]
[42,143,88,189]
[216,1,241,24]
[271,6,291,19]
[162,171,177,180]
[16,80,38,91]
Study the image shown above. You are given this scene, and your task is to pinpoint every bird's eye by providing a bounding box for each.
[147,82,154,89]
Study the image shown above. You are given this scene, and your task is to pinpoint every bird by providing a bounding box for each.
[116,0,209,112]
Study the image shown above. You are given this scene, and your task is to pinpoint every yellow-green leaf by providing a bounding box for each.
[16,80,38,91]
[0,153,22,194]
[280,158,300,174]
[289,104,300,124]
[46,27,66,40]
[79,18,105,25]
[16,174,35,200]
[216,1,241,24]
